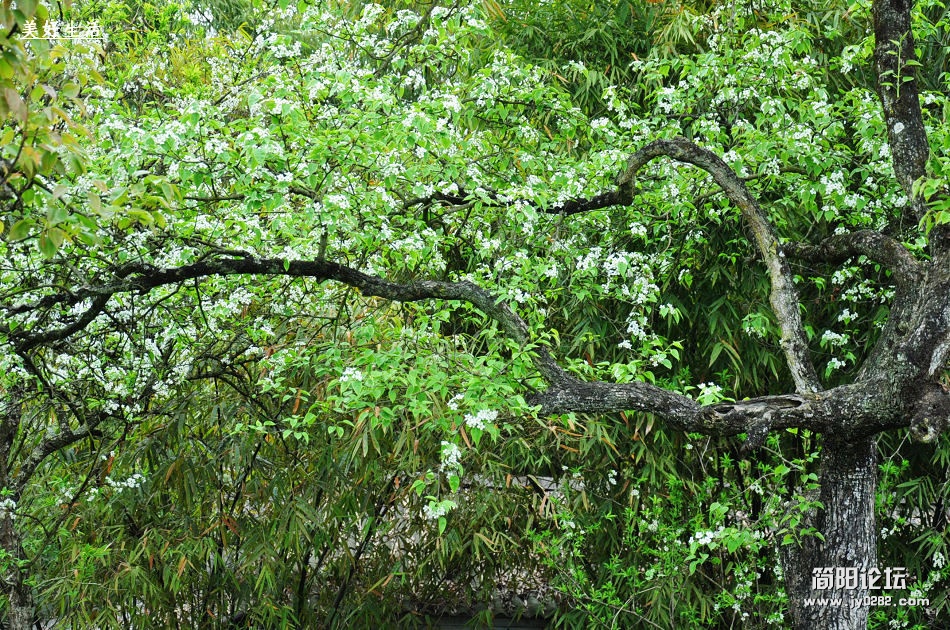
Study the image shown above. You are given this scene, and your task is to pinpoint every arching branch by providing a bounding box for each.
[10,253,580,381]
[784,230,922,288]
[617,137,822,394]
[786,230,925,381]
[7,252,853,444]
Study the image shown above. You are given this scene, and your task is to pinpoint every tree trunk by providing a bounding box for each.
[0,515,34,630]
[0,387,34,630]
[783,437,877,630]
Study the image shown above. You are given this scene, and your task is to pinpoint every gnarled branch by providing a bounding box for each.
[8,251,922,444]
[784,230,921,288]
[9,255,575,384]
[617,137,822,394]
[403,187,631,217]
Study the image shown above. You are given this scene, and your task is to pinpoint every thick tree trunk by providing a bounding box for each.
[783,437,877,630]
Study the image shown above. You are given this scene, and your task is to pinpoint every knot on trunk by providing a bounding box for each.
[909,384,950,443]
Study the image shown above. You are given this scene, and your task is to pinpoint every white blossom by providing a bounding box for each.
[440,441,462,471]
[464,409,497,430]
[423,499,456,520]
[340,367,364,383]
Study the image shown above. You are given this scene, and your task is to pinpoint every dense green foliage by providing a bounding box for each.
[0,0,948,627]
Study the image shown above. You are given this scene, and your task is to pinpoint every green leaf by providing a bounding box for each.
[38,231,57,257]
[16,0,37,19]
[8,218,32,241]
[87,191,102,213]
[47,204,67,225]
[47,226,65,248]
[4,87,25,119]
[127,209,155,225]
[409,479,426,496]
[725,534,744,553]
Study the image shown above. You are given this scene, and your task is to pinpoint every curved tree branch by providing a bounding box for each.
[785,229,927,381]
[7,250,921,448]
[617,137,822,394]
[14,294,111,353]
[10,254,572,380]
[784,230,922,288]
[403,187,632,217]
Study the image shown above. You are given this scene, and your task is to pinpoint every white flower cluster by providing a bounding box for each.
[690,526,725,547]
[440,441,462,471]
[446,393,464,411]
[87,473,146,501]
[403,68,426,90]
[464,409,497,430]
[820,171,847,197]
[0,497,16,520]
[839,44,862,74]
[423,499,457,520]
[107,473,146,491]
[827,357,847,372]
[203,137,230,157]
[441,93,461,113]
[339,367,364,383]
[934,551,946,570]
[742,313,765,339]
[508,287,529,304]
[575,246,603,272]
[820,330,849,347]
[626,317,647,340]
[325,194,350,210]
[697,382,723,402]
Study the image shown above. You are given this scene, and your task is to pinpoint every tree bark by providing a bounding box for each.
[0,388,33,630]
[873,0,929,221]
[783,437,878,630]
[0,515,34,630]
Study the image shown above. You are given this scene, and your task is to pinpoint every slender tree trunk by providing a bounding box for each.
[0,387,34,630]
[0,514,33,630]
[783,437,877,630]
